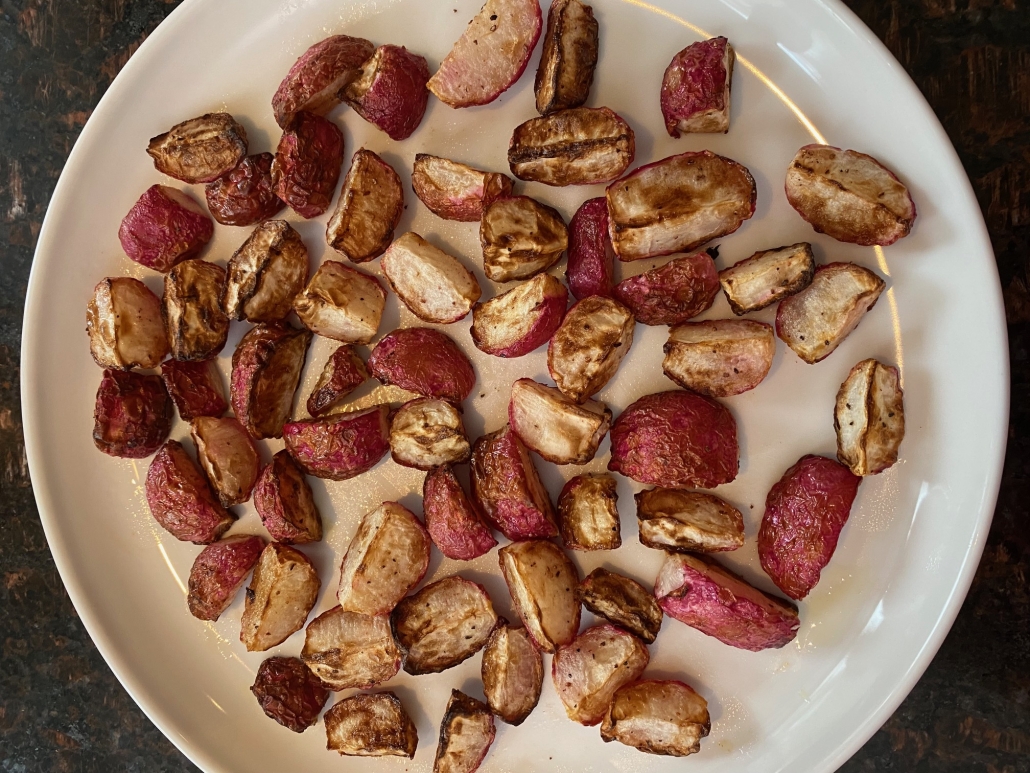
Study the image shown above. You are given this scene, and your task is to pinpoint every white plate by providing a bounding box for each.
[21,0,1008,771]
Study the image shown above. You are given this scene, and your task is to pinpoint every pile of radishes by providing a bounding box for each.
[86,0,913,766]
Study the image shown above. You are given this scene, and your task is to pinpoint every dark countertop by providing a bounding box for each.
[1,1,1027,771]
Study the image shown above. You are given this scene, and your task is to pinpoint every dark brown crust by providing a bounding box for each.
[325,692,418,758]
[578,568,663,643]
[534,0,599,115]
[434,690,496,773]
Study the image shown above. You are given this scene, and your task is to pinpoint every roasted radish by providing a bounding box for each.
[145,440,235,543]
[293,261,386,344]
[250,656,329,733]
[558,473,621,551]
[390,398,471,470]
[411,154,514,222]
[508,378,611,465]
[661,37,735,136]
[662,319,775,397]
[147,112,248,184]
[470,425,558,540]
[423,465,498,561]
[336,502,430,616]
[566,197,614,300]
[835,359,905,476]
[471,273,569,358]
[306,345,368,417]
[240,543,320,652]
[205,153,284,227]
[758,454,861,600]
[775,262,885,363]
[223,220,309,324]
[654,552,799,651]
[325,692,418,758]
[191,416,260,507]
[87,277,168,370]
[343,45,430,141]
[230,323,311,439]
[283,405,390,481]
[271,35,375,128]
[118,185,213,272]
[163,259,230,361]
[391,576,498,674]
[160,359,227,421]
[609,390,738,489]
[481,619,543,725]
[271,111,345,219]
[427,0,543,108]
[254,450,323,544]
[434,691,496,773]
[498,539,580,652]
[548,296,634,403]
[301,607,401,690]
[786,144,916,246]
[613,252,719,326]
[552,624,649,725]
[535,0,598,115]
[578,568,662,644]
[381,233,482,323]
[480,196,568,282]
[186,534,265,622]
[606,151,756,260]
[635,488,744,553]
[326,149,404,263]
[601,680,710,756]
[719,242,815,315]
[93,370,173,457]
[368,328,476,403]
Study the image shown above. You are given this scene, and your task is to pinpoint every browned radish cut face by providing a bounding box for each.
[498,539,580,653]
[719,242,815,315]
[471,273,569,358]
[389,398,471,471]
[480,196,569,282]
[382,233,482,323]
[558,473,621,551]
[87,277,168,370]
[481,620,543,725]
[147,112,248,183]
[163,259,230,362]
[577,568,662,644]
[535,0,599,115]
[301,606,400,690]
[325,692,418,758]
[601,680,711,756]
[548,296,634,403]
[293,261,386,344]
[662,319,775,398]
[230,323,311,439]
[240,543,320,652]
[223,220,308,323]
[325,149,404,264]
[433,690,497,773]
[190,416,260,508]
[635,487,745,553]
[661,37,735,136]
[835,358,905,476]
[412,154,514,222]
[508,378,611,465]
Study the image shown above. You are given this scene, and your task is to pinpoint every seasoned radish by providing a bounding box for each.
[471,273,569,358]
[307,345,368,416]
[425,466,499,562]
[775,262,886,363]
[552,624,650,725]
[481,619,544,725]
[508,378,611,465]
[566,197,614,300]
[758,454,861,600]
[392,576,498,674]
[662,319,775,397]
[471,426,558,540]
[118,185,213,273]
[480,196,569,282]
[253,450,323,544]
[608,390,738,489]
[786,144,916,246]
[283,405,390,481]
[434,690,496,773]
[635,488,744,553]
[163,259,230,362]
[661,37,735,136]
[186,534,265,622]
[205,153,284,227]
[293,261,386,344]
[548,296,634,403]
[147,112,248,183]
[93,370,173,458]
[368,328,476,403]
[230,323,311,439]
[301,606,401,690]
[654,552,799,651]
[343,45,430,141]
[578,568,663,644]
[427,0,543,108]
[161,359,227,421]
[250,656,329,733]
[336,502,430,616]
[613,252,720,326]
[145,440,235,544]
[223,220,309,323]
[835,359,905,476]
[535,0,599,115]
[271,111,345,219]
[381,233,482,323]
[719,242,815,315]
[87,277,168,370]
[498,540,580,652]
[601,680,711,756]
[508,108,634,186]
[325,692,418,758]
[271,35,375,127]
[240,543,320,652]
[326,149,404,263]
[411,154,514,222]
[558,473,621,551]
[390,398,471,470]
[606,151,756,261]
[190,416,260,508]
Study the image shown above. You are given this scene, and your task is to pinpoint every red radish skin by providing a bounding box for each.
[271,112,345,219]
[566,197,614,300]
[93,369,173,458]
[423,466,498,561]
[271,35,375,127]
[118,185,213,273]
[344,45,430,141]
[161,359,227,421]
[613,252,720,326]
[368,328,476,403]
[283,405,390,481]
[661,37,734,137]
[187,535,266,621]
[205,153,284,226]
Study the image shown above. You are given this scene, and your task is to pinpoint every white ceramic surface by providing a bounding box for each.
[21,0,1008,771]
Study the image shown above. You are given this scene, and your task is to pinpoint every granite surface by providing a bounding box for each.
[1,1,1027,771]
